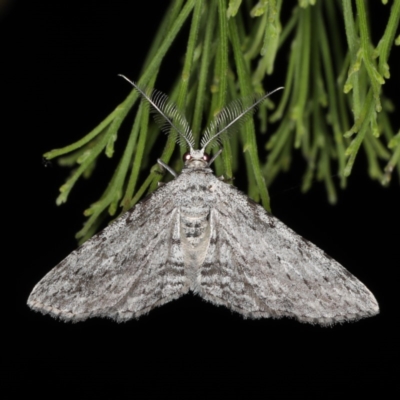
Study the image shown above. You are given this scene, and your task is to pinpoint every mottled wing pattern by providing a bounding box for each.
[28,183,189,322]
[196,179,379,325]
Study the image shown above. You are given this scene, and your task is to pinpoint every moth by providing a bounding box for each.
[28,76,379,325]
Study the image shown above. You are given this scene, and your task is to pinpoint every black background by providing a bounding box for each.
[3,1,399,398]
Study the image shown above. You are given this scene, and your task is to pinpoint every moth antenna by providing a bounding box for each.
[119,75,195,150]
[200,87,284,151]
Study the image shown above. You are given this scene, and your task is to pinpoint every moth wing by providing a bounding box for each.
[28,184,189,322]
[196,181,379,325]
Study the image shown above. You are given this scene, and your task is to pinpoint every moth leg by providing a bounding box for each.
[157,159,178,178]
[217,175,235,183]
[207,148,223,167]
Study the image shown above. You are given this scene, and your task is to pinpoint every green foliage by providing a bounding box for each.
[43,0,400,243]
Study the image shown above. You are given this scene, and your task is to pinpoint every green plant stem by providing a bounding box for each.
[216,0,233,180]
[356,0,384,112]
[192,1,217,143]
[378,0,400,78]
[229,16,271,211]
[317,3,346,188]
[44,111,117,159]
[342,0,362,118]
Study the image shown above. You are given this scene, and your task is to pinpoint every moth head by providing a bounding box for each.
[183,148,211,169]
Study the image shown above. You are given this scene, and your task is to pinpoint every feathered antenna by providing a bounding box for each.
[200,87,284,151]
[119,75,195,149]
